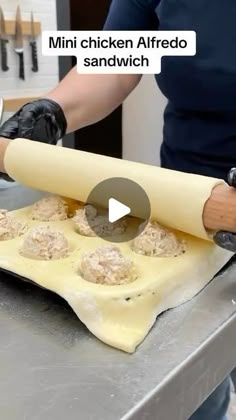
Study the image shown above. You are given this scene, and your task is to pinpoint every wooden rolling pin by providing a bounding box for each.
[1,137,236,234]
[0,138,8,174]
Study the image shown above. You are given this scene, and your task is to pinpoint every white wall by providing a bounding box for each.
[0,0,59,122]
[0,3,166,162]
[123,75,167,166]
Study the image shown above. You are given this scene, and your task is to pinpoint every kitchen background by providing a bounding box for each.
[0,1,236,417]
[0,0,166,165]
[0,0,59,122]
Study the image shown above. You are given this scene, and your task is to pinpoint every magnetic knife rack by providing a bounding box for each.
[3,97,40,112]
[2,20,41,111]
[4,20,41,36]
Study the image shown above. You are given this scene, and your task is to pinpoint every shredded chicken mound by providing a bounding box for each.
[132,221,185,257]
[0,209,27,241]
[30,196,69,221]
[73,205,127,237]
[80,245,137,285]
[20,225,69,260]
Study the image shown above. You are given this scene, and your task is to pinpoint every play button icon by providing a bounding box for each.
[108,198,131,223]
[85,177,151,243]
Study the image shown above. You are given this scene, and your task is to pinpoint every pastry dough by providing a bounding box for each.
[0,205,232,353]
[0,139,232,352]
[4,139,226,240]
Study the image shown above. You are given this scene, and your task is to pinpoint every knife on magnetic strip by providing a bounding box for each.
[15,6,25,80]
[30,12,38,72]
[0,7,9,71]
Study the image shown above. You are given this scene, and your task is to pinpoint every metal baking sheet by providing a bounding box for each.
[0,257,235,420]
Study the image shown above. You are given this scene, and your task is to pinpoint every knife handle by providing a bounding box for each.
[18,52,25,80]
[30,41,38,72]
[1,39,9,72]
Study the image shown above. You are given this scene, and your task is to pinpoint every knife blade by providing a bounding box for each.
[0,7,9,71]
[0,98,4,124]
[15,6,25,80]
[30,12,38,72]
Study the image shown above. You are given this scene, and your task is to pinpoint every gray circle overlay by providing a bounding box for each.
[85,177,151,243]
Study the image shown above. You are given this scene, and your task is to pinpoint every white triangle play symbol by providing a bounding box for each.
[108,198,131,223]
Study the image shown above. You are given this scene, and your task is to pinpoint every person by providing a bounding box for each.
[0,0,236,418]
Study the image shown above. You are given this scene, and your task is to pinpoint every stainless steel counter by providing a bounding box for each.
[0,185,236,420]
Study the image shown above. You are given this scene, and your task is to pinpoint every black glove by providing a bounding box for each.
[0,98,67,144]
[0,98,67,181]
[213,168,236,252]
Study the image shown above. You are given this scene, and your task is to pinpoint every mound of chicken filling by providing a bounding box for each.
[0,209,27,240]
[30,196,69,221]
[80,245,137,285]
[20,225,69,260]
[132,221,185,257]
[73,205,127,237]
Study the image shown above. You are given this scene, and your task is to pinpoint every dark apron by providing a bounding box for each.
[154,0,236,181]
[155,0,236,390]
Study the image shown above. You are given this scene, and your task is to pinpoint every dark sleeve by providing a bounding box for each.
[104,0,160,30]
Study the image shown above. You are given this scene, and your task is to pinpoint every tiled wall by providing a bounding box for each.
[0,0,59,101]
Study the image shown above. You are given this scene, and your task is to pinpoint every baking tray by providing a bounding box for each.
[0,256,236,420]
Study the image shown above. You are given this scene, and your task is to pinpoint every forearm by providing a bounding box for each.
[46,67,141,133]
[203,183,236,232]
[0,138,10,172]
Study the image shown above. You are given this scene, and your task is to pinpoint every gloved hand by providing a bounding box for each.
[0,98,67,144]
[213,168,236,252]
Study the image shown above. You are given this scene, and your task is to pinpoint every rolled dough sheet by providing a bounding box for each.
[4,139,225,240]
[0,204,232,353]
[2,140,232,352]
